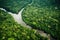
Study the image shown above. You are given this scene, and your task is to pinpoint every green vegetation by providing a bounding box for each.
[0,10,48,40]
[0,0,32,13]
[22,5,60,40]
[0,0,60,13]
[31,0,60,8]
[0,0,60,40]
[22,0,60,40]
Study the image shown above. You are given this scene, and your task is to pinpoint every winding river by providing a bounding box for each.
[0,8,51,40]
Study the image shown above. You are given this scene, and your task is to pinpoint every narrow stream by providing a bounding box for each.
[0,8,50,40]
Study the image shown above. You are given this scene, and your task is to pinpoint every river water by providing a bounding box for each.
[0,8,51,40]
[8,8,32,29]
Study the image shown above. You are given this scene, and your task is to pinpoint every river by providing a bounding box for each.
[0,8,51,40]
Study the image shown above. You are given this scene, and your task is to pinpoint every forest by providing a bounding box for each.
[0,0,60,40]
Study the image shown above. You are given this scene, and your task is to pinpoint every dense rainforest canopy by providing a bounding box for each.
[0,0,60,40]
[22,0,60,40]
[0,0,60,13]
[0,10,48,40]
[22,4,60,40]
[0,0,32,13]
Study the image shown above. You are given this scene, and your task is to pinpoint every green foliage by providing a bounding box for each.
[22,5,60,40]
[0,0,32,13]
[0,10,48,40]
[0,0,60,13]
[0,0,60,40]
[31,0,60,8]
